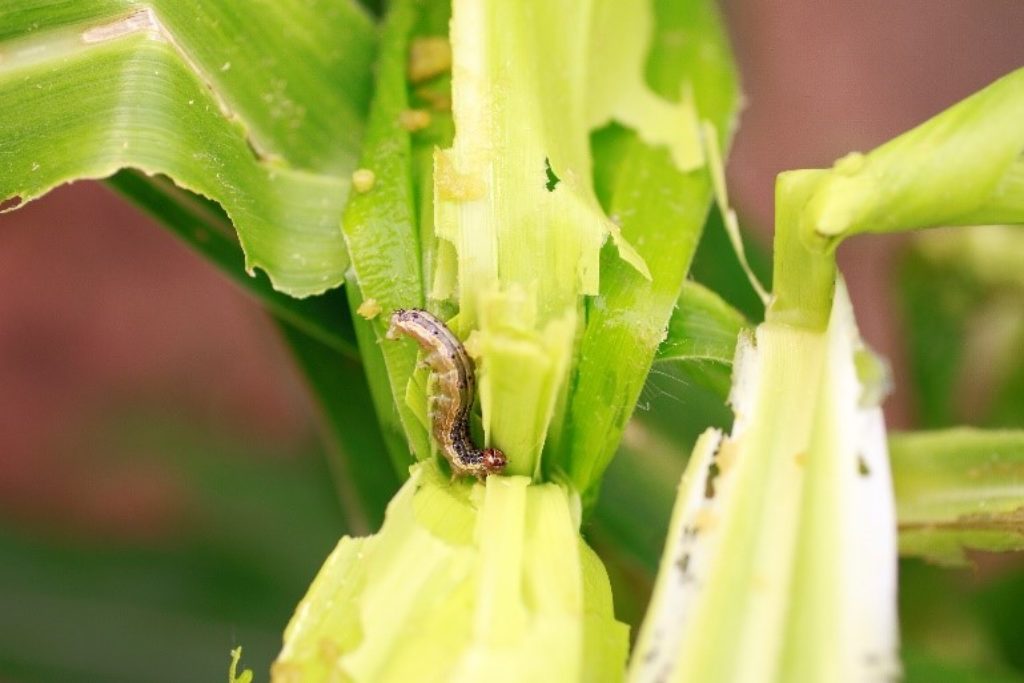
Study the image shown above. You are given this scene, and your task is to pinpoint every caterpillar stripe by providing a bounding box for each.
[386,309,506,478]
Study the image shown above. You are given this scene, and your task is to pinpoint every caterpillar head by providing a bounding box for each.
[481,448,507,476]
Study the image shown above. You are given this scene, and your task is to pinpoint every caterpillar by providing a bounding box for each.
[386,308,507,478]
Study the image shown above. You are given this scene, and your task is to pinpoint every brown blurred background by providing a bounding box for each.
[723,0,1024,430]
[0,1,1022,678]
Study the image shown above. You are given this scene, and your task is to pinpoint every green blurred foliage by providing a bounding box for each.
[0,415,346,682]
[894,227,1024,680]
[900,227,1024,429]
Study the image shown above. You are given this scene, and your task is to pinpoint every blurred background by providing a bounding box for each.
[1,1,1023,681]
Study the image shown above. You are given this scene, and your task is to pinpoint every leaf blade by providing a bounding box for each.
[555,0,741,498]
[892,428,1024,565]
[0,1,376,296]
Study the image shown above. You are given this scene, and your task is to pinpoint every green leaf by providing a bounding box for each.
[0,0,376,296]
[654,280,747,396]
[657,280,745,365]
[597,423,1024,579]
[340,0,433,470]
[553,0,741,499]
[587,279,751,627]
[891,428,1024,565]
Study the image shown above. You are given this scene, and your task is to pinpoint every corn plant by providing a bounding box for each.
[2,1,1023,681]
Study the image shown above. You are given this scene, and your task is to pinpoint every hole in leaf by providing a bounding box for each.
[857,454,871,477]
[703,461,721,499]
[675,551,691,575]
[0,195,23,212]
[544,157,560,192]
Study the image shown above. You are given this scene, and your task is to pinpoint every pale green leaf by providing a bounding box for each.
[229,647,253,683]
[432,0,686,476]
[273,463,627,682]
[631,283,900,683]
[800,67,1024,251]
[770,68,1024,330]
